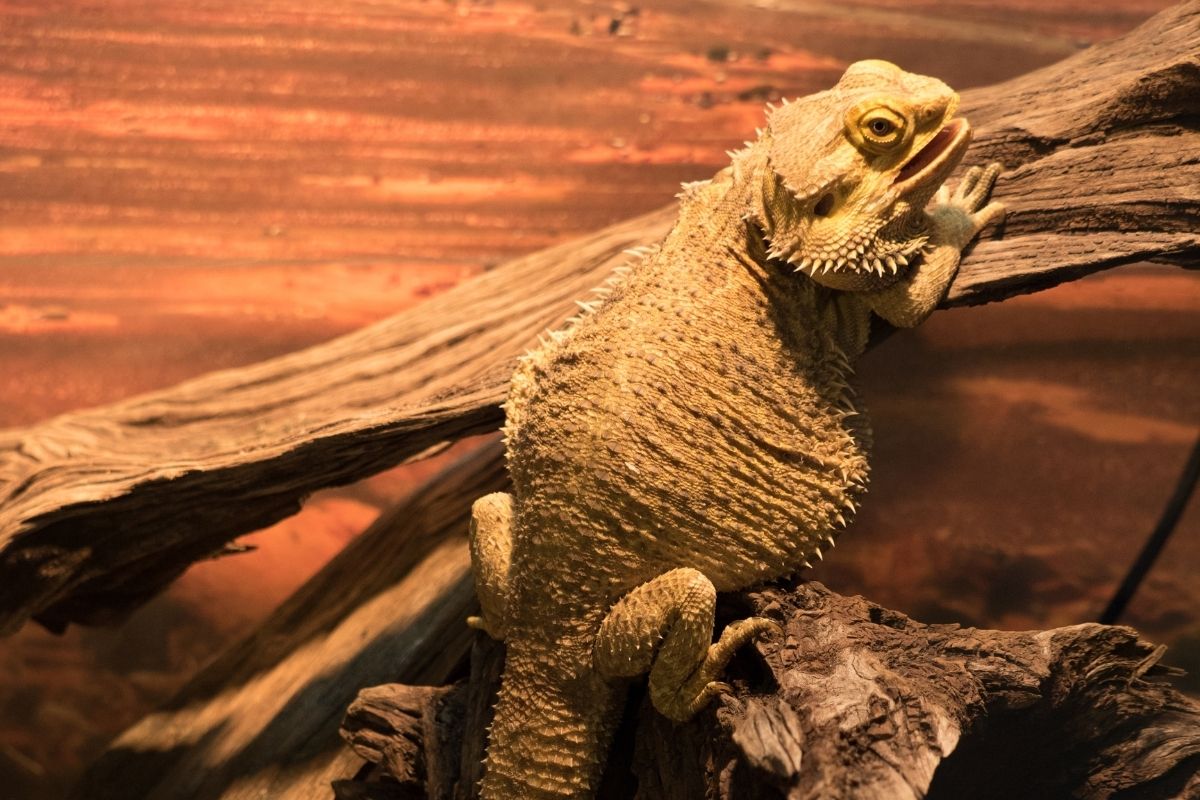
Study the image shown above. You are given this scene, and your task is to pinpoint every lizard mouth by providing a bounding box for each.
[893,117,971,190]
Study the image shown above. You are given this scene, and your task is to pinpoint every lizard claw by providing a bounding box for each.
[720,616,782,651]
[955,162,1003,215]
[467,614,505,640]
[955,165,984,204]
[706,680,733,698]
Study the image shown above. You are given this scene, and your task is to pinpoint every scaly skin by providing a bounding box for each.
[467,60,1004,798]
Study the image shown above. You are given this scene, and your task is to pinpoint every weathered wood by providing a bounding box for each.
[707,584,1200,800]
[345,582,1200,800]
[341,684,465,792]
[2,2,1198,636]
[337,671,508,800]
[73,438,507,800]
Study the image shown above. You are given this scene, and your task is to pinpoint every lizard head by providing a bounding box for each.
[749,59,971,291]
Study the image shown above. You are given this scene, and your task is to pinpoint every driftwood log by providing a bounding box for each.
[1,1,1198,636]
[339,584,1200,800]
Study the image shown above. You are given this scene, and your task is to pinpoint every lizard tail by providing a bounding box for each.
[478,647,626,799]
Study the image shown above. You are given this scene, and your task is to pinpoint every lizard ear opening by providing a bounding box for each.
[813,193,835,217]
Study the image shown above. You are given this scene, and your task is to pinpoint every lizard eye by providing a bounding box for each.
[868,118,894,136]
[844,98,913,155]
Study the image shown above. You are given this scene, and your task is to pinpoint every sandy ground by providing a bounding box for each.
[0,1,1194,796]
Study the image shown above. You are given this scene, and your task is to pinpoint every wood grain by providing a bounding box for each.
[0,1,1197,636]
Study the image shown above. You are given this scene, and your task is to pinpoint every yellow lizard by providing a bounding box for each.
[469,59,1004,799]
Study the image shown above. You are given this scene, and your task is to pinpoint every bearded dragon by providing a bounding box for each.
[467,60,1004,799]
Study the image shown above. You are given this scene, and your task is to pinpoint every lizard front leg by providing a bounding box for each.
[593,567,778,721]
[467,491,513,639]
[866,162,1005,328]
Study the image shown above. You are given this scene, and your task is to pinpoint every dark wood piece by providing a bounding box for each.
[452,636,507,800]
[336,635,509,800]
[340,683,465,792]
[1,2,1197,636]
[343,582,1200,800]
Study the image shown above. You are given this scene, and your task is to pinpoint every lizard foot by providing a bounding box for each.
[930,161,1006,248]
[593,568,779,722]
[467,492,514,640]
[658,616,780,720]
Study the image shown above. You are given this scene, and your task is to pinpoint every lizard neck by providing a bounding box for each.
[692,145,875,354]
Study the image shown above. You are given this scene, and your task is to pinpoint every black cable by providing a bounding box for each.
[1099,432,1200,626]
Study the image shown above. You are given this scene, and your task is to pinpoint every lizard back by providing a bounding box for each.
[503,175,871,608]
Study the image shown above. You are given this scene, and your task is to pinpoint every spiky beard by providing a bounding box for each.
[782,217,930,291]
[752,168,933,292]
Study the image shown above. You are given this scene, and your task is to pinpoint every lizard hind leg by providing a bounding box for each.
[467,491,513,639]
[594,567,779,721]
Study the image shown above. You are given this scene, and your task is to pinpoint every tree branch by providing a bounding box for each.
[1,0,1197,635]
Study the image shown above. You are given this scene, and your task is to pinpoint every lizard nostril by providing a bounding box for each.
[813,193,835,217]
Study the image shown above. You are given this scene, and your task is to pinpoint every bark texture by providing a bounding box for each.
[1,1,1198,635]
[340,583,1200,800]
